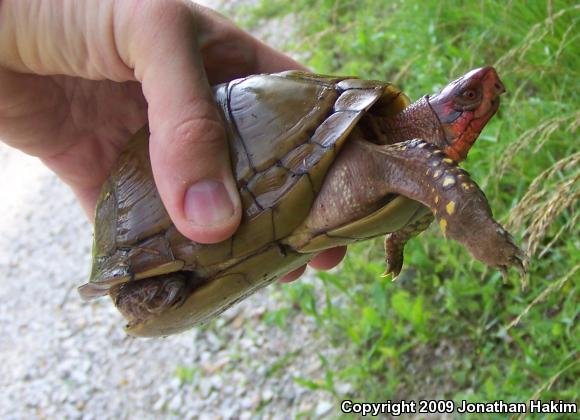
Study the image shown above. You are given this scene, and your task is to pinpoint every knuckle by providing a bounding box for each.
[147,0,194,26]
[152,115,230,182]
[171,116,227,152]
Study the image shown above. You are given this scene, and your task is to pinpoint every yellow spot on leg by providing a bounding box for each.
[439,218,448,237]
[435,196,440,204]
[446,201,456,215]
[443,176,456,187]
[443,158,454,164]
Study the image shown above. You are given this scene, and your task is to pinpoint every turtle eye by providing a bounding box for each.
[455,86,482,110]
[462,89,477,100]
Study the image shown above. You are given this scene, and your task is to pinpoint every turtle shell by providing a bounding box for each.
[79,71,410,335]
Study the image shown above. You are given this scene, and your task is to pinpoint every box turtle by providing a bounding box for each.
[79,67,526,336]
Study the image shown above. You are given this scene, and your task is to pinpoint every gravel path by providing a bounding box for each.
[0,2,343,418]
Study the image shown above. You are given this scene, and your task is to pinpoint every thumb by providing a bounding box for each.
[131,6,241,244]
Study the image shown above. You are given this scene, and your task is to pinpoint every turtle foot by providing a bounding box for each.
[382,242,404,280]
[494,226,529,280]
[112,272,195,327]
[463,222,528,279]
[382,213,433,280]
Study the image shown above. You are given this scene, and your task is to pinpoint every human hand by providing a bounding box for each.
[0,0,345,281]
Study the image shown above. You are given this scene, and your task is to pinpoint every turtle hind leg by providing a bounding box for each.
[111,272,199,328]
[383,212,434,279]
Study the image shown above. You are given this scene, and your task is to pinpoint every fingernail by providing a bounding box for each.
[185,180,235,226]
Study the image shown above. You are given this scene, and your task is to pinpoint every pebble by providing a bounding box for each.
[262,388,274,402]
[167,393,183,412]
[316,400,334,417]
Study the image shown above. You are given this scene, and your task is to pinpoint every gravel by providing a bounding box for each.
[0,139,340,420]
[0,2,344,418]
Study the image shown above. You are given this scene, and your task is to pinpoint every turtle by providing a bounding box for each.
[79,66,527,337]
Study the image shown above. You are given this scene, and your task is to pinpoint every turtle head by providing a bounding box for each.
[428,67,505,161]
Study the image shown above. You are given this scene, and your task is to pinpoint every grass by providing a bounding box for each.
[232,0,579,411]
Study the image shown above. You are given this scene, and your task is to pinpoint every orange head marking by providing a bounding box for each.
[427,67,505,162]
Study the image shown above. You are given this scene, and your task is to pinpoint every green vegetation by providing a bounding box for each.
[240,0,579,410]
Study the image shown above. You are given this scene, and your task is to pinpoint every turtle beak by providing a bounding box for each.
[463,66,505,92]
[474,67,505,118]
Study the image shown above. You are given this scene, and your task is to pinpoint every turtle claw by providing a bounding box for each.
[498,266,509,281]
[496,249,528,287]
[510,252,528,276]
[507,250,529,286]
[486,226,528,280]
[381,268,400,281]
[383,252,403,281]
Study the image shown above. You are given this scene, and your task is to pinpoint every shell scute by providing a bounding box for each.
[112,131,172,247]
[311,111,360,148]
[337,78,385,90]
[225,75,338,173]
[280,142,326,175]
[272,174,316,240]
[127,234,181,279]
[232,208,275,258]
[247,165,294,209]
[333,88,384,112]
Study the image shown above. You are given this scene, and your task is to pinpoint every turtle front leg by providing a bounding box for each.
[384,212,434,279]
[366,139,527,276]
